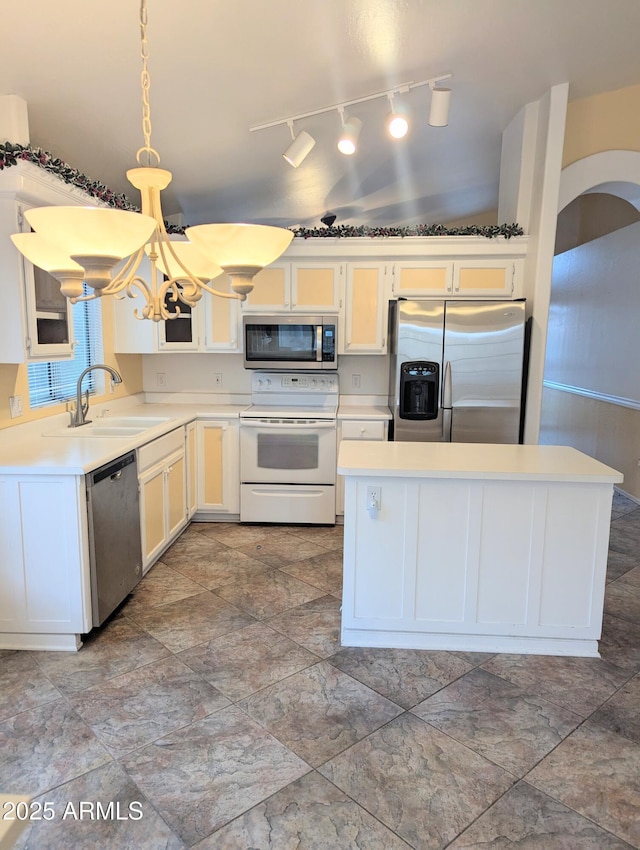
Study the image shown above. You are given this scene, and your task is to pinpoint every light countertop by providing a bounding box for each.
[0,402,246,476]
[338,440,623,483]
[337,404,391,420]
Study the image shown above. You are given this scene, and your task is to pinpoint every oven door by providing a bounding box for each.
[240,418,337,485]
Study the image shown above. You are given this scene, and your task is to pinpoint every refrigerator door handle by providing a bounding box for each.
[443,360,452,407]
[442,407,452,442]
[442,360,452,442]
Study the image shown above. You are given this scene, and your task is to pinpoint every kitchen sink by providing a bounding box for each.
[42,416,171,438]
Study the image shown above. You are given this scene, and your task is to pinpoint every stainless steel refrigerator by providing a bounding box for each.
[388,299,527,443]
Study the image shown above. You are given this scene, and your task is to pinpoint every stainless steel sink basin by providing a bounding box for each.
[42,416,171,438]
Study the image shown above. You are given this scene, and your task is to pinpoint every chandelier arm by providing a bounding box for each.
[100,245,148,295]
[194,279,243,301]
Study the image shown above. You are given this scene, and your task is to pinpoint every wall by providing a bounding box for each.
[539,83,640,500]
[141,352,389,400]
[562,84,640,168]
[0,297,144,431]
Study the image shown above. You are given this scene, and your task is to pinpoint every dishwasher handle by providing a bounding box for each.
[90,452,136,486]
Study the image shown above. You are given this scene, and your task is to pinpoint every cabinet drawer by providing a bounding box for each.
[137,427,185,473]
[341,420,386,441]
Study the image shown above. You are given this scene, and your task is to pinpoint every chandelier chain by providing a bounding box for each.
[136,0,160,167]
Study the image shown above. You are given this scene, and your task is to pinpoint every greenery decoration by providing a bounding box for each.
[292,223,524,239]
[1,141,524,239]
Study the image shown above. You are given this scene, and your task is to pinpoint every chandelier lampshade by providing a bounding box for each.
[10,231,86,299]
[186,223,294,296]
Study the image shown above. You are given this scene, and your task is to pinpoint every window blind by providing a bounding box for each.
[28,288,104,408]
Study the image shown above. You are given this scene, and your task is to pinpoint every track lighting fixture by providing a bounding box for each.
[250,73,451,164]
[428,83,451,127]
[282,121,316,168]
[337,109,362,156]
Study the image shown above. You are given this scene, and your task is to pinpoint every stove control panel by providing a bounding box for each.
[253,372,338,395]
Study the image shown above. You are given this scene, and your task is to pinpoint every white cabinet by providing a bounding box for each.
[341,263,389,354]
[186,420,197,519]
[336,418,388,516]
[0,163,102,363]
[138,427,188,571]
[391,258,523,299]
[452,259,522,297]
[391,261,454,298]
[243,263,342,313]
[196,419,240,516]
[0,474,91,650]
[113,266,242,354]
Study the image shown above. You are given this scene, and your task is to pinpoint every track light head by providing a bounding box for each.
[428,85,451,127]
[282,126,315,168]
[321,212,337,227]
[337,115,362,156]
[386,93,409,139]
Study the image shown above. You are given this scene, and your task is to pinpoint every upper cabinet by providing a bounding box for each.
[113,266,243,354]
[341,263,389,355]
[391,258,523,299]
[0,162,102,364]
[242,262,342,313]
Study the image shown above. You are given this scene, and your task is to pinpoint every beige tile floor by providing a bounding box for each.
[1,491,640,848]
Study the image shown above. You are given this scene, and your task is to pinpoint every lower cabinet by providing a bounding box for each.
[196,419,239,517]
[0,474,91,650]
[336,418,388,516]
[138,428,188,572]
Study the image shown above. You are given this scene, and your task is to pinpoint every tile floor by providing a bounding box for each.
[1,491,640,848]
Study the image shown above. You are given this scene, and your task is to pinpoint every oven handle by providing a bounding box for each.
[240,419,336,429]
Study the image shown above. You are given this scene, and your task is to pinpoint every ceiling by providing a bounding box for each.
[3,1,640,230]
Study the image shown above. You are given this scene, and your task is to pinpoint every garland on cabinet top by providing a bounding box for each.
[0,142,524,239]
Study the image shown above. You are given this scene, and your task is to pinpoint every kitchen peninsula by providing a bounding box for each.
[338,441,623,657]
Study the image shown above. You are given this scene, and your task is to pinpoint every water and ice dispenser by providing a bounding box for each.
[399,361,439,420]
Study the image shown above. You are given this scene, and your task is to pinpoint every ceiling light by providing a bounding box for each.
[386,94,409,139]
[429,84,452,127]
[251,74,452,159]
[11,0,293,321]
[282,122,315,168]
[337,111,362,156]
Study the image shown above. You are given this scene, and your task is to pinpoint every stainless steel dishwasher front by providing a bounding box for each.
[86,451,143,627]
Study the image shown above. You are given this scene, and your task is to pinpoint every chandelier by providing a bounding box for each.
[10,0,293,321]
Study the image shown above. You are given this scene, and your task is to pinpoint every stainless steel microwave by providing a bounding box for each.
[243,314,338,370]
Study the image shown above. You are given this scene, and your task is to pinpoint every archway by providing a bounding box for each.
[540,150,640,499]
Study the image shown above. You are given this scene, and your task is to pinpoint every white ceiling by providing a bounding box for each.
[3,0,640,230]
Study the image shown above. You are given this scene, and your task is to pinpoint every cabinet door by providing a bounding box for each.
[139,462,167,570]
[203,274,241,351]
[0,475,90,636]
[452,260,519,297]
[342,264,388,354]
[392,261,453,297]
[166,449,187,540]
[291,263,341,312]
[19,205,75,360]
[242,265,290,311]
[197,420,239,513]
[186,421,197,519]
[157,284,199,351]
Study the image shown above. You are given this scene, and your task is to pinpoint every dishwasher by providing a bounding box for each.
[86,452,143,627]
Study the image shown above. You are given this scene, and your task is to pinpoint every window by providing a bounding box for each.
[28,286,104,408]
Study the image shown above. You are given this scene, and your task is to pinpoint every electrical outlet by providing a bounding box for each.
[366,485,381,517]
[156,372,167,388]
[9,395,23,418]
[351,374,361,389]
[214,373,223,387]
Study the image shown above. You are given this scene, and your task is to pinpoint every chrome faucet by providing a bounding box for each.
[69,364,123,427]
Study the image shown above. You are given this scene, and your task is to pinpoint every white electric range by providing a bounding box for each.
[239,371,339,524]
